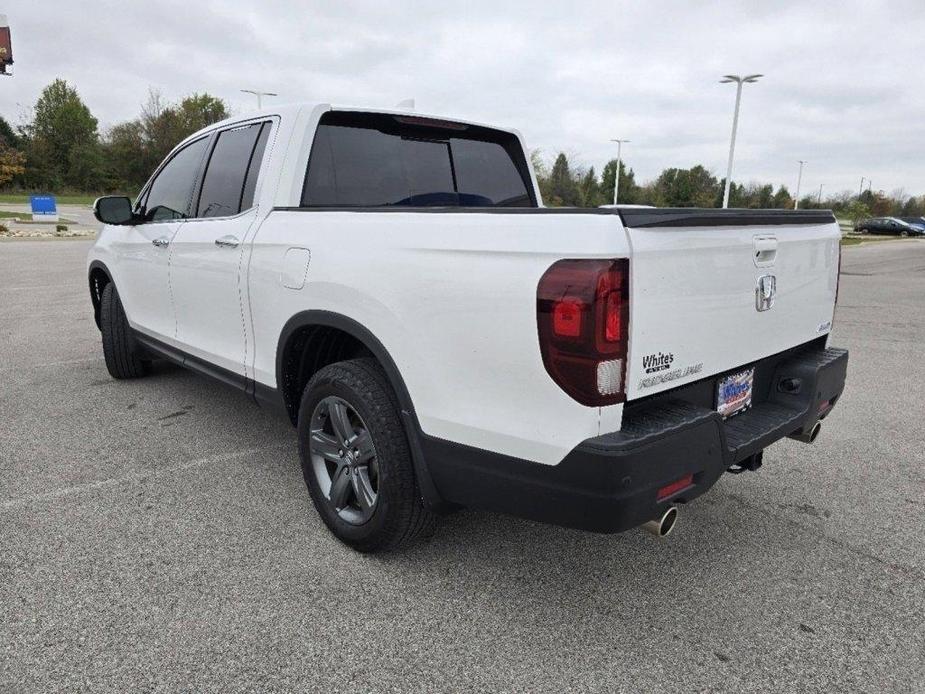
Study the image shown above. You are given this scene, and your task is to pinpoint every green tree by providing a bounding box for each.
[547,153,579,206]
[0,115,18,147]
[655,165,719,207]
[177,93,228,133]
[140,89,228,167]
[772,185,793,209]
[845,200,871,227]
[600,159,637,205]
[101,121,148,192]
[29,79,102,189]
[578,166,601,207]
[900,195,924,217]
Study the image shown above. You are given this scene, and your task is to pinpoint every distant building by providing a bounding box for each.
[0,15,13,76]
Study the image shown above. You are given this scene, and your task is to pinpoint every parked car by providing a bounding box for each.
[88,103,848,552]
[855,216,925,236]
[899,217,925,235]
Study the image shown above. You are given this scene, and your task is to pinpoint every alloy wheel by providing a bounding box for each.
[308,396,379,524]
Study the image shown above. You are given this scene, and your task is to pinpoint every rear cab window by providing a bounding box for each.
[301,111,536,208]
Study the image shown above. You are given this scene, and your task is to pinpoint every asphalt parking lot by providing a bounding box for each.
[2,238,923,693]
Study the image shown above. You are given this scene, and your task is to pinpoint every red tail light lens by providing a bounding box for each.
[552,299,583,338]
[537,259,629,406]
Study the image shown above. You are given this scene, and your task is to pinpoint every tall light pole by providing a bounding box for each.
[859,177,865,197]
[794,160,806,210]
[720,73,763,208]
[609,139,630,205]
[240,89,278,109]
[818,183,825,204]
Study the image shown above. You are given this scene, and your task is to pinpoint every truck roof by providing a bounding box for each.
[186,102,522,144]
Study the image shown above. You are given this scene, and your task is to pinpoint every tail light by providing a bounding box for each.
[536,258,629,406]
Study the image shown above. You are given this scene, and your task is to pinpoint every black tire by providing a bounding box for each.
[297,358,435,552]
[100,282,149,379]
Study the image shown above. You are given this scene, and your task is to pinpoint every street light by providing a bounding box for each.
[858,177,865,198]
[818,183,825,204]
[719,73,763,208]
[240,89,278,109]
[794,160,806,210]
[609,138,630,205]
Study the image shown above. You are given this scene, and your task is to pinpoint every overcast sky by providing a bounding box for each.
[3,0,924,197]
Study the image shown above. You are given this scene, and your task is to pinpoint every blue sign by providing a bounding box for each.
[30,195,57,216]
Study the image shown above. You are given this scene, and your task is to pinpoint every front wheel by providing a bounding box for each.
[100,283,149,379]
[297,358,435,552]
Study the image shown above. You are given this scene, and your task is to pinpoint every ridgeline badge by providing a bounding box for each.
[642,352,674,374]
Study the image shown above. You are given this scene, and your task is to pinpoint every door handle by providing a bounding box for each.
[214,235,240,248]
[152,237,170,248]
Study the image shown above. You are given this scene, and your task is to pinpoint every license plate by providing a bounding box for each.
[716,367,754,419]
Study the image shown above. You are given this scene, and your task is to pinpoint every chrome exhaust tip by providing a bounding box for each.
[789,421,822,444]
[642,506,679,537]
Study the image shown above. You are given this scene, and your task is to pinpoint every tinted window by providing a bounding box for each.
[143,137,209,222]
[453,138,532,207]
[197,123,263,218]
[241,123,271,211]
[302,112,535,208]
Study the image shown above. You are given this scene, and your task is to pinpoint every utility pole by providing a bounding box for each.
[859,177,865,198]
[609,139,630,205]
[818,183,824,204]
[240,89,278,109]
[794,160,806,210]
[720,73,763,208]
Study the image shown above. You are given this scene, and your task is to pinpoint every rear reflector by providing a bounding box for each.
[657,474,694,501]
[597,358,623,396]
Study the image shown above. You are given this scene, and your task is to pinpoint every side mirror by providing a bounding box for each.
[93,196,136,225]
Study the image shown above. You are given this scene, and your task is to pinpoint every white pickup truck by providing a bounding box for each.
[88,104,848,552]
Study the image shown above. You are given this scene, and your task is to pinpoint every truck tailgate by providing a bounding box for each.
[620,209,840,401]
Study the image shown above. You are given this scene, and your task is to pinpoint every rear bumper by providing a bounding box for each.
[422,345,848,533]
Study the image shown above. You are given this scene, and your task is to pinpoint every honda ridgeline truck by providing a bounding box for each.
[88,104,848,552]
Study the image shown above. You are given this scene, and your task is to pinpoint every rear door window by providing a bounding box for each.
[301,111,535,208]
[196,122,269,218]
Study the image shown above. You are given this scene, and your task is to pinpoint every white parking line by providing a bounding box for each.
[1,443,292,512]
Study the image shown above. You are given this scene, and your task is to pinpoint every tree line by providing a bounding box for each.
[1,78,923,222]
[0,78,229,194]
[531,151,925,220]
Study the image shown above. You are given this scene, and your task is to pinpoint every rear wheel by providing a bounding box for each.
[297,358,435,552]
[100,283,149,379]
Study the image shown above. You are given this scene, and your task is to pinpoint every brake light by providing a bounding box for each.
[552,299,582,338]
[537,259,629,406]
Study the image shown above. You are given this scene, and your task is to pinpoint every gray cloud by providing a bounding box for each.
[4,0,924,195]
